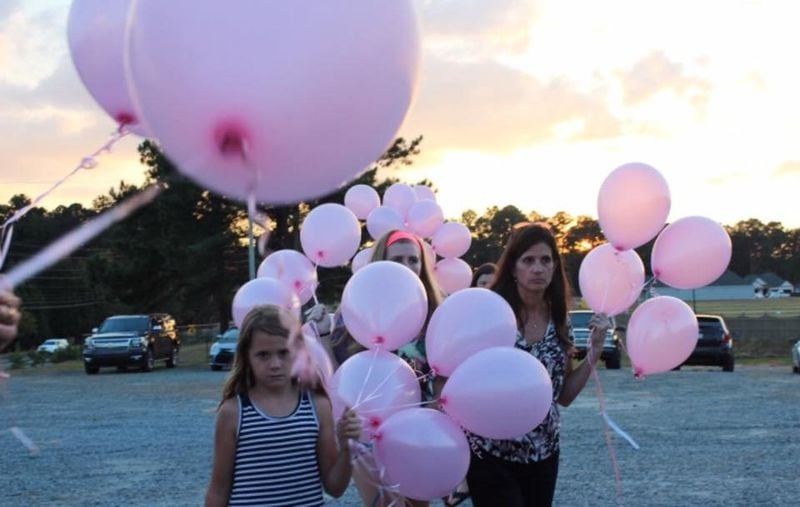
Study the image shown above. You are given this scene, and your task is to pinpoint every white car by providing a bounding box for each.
[792,340,800,374]
[209,328,238,371]
[37,338,69,354]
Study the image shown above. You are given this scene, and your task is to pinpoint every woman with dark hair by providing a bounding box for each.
[466,222,609,507]
[471,262,497,288]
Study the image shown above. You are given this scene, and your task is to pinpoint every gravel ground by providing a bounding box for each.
[0,363,797,506]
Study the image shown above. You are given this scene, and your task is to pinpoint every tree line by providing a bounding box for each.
[2,138,797,349]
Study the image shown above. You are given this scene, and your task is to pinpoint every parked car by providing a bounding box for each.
[209,327,239,371]
[678,314,735,372]
[568,310,622,369]
[37,338,69,354]
[792,340,800,374]
[82,314,179,374]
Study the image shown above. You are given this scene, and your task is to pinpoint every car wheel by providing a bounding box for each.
[116,366,128,372]
[84,364,99,375]
[166,346,179,368]
[605,354,621,370]
[792,365,799,374]
[211,365,222,371]
[722,355,735,372]
[141,348,155,372]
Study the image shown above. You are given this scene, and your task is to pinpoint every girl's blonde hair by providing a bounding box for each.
[221,304,302,402]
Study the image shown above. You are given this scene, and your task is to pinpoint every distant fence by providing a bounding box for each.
[176,323,222,347]
[724,316,800,356]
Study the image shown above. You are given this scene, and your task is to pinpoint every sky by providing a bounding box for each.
[1,0,799,228]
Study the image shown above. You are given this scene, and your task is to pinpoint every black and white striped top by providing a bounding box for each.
[229,391,323,506]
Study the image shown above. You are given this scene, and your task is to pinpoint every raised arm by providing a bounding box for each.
[205,398,238,507]
[559,314,610,407]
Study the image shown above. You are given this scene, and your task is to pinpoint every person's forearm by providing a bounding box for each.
[559,346,601,406]
[323,446,353,498]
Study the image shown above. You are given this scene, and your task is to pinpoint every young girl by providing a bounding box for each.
[205,304,361,507]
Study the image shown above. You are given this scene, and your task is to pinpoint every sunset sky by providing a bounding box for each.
[1,0,798,228]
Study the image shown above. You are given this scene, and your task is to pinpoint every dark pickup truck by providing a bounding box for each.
[82,314,179,374]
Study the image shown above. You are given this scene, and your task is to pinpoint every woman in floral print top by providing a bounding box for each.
[466,222,609,507]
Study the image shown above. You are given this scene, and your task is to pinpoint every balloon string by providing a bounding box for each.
[0,369,39,455]
[356,398,436,415]
[311,262,321,306]
[354,348,380,408]
[350,360,406,411]
[0,126,130,270]
[587,348,637,506]
[2,184,163,289]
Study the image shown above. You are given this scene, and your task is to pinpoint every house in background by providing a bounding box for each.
[746,273,794,298]
[654,270,794,300]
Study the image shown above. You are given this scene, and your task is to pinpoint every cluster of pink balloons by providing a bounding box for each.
[67,0,421,204]
[330,270,554,500]
[588,162,733,376]
[345,183,473,294]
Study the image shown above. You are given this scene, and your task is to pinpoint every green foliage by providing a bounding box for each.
[27,350,46,367]
[7,351,26,369]
[51,345,82,363]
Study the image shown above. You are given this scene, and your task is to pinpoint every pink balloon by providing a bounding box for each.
[626,296,699,377]
[126,1,420,203]
[441,347,552,439]
[300,204,361,267]
[431,222,471,259]
[366,205,405,241]
[578,243,645,316]
[67,0,149,135]
[231,278,301,328]
[406,200,444,238]
[434,258,473,295]
[598,162,671,250]
[257,249,318,304]
[651,216,732,290]
[340,261,428,351]
[330,350,421,441]
[350,247,374,273]
[374,409,470,501]
[382,183,417,218]
[345,184,381,220]
[426,288,517,377]
[413,184,436,202]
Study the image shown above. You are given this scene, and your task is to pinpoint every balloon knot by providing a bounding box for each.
[373,336,385,345]
[368,416,381,428]
[215,124,248,159]
[317,251,325,260]
[294,280,302,289]
[438,395,448,406]
[115,112,135,126]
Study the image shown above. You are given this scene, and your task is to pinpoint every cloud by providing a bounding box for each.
[419,0,539,55]
[0,0,22,23]
[618,51,711,108]
[774,161,800,177]
[403,55,621,153]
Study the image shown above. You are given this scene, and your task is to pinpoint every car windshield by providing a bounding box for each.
[569,312,593,328]
[219,329,239,342]
[43,340,58,345]
[99,317,149,333]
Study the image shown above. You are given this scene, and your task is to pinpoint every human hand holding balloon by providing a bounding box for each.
[587,313,611,361]
[336,408,362,448]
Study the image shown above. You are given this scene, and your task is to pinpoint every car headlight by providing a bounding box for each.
[129,337,146,348]
[84,339,94,350]
[210,344,220,356]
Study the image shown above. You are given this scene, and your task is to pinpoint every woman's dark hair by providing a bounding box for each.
[490,222,573,350]
[470,262,497,288]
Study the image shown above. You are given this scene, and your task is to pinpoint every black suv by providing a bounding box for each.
[678,314,734,372]
[569,310,622,369]
[83,314,179,374]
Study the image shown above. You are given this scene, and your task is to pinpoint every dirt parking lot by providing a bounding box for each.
[1,363,797,506]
